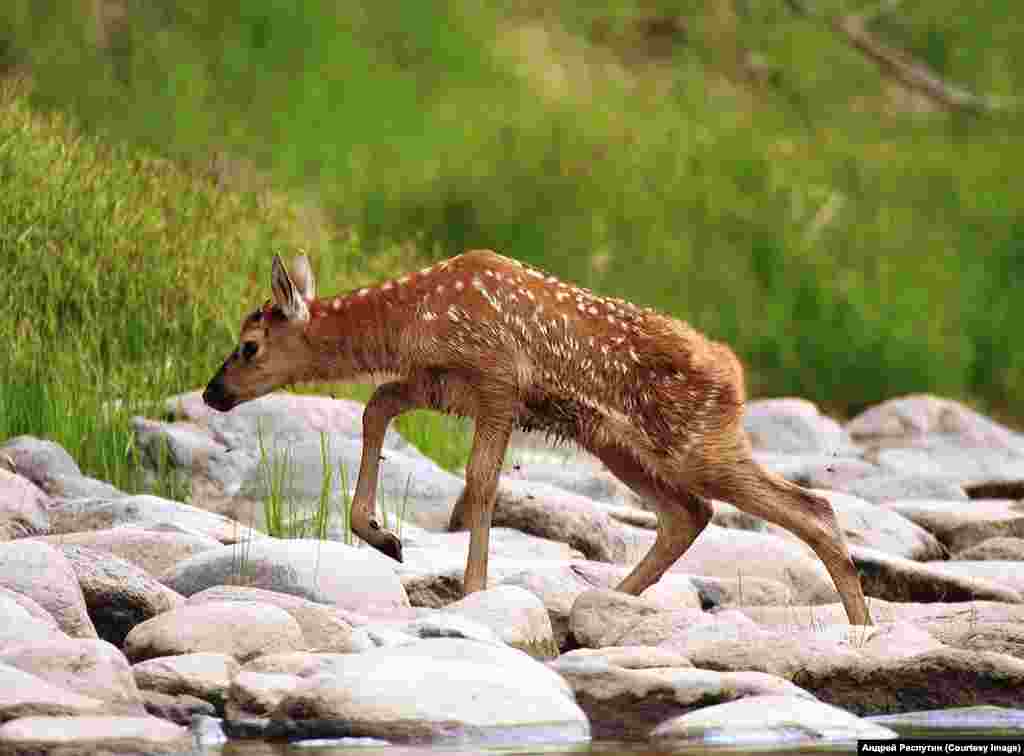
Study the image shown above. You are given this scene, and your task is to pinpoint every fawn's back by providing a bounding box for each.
[368,250,747,462]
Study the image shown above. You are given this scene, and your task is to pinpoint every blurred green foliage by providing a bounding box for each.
[1,0,1023,481]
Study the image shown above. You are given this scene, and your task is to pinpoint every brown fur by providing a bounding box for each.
[204,250,872,625]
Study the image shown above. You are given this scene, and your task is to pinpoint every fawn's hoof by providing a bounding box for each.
[375,531,403,563]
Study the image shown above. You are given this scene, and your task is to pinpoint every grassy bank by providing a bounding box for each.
[1,2,1022,492]
[0,77,469,489]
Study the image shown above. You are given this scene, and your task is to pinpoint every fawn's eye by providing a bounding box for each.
[241,341,259,360]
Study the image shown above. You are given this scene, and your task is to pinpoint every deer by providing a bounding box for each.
[204,250,873,626]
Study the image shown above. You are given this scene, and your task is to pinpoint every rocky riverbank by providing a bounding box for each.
[2,392,1024,752]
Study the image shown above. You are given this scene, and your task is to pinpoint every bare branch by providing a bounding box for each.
[787,0,1016,114]
[832,12,1011,113]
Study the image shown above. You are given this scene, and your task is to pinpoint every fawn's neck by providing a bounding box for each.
[305,282,415,383]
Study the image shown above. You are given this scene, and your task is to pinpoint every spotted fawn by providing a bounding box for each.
[204,250,872,625]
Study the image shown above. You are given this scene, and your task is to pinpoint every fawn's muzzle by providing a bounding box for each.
[202,373,237,412]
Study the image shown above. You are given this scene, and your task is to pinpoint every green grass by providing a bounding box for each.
[1,1,1023,503]
[256,428,410,542]
[0,76,467,494]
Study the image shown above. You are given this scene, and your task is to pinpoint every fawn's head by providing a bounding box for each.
[204,255,318,412]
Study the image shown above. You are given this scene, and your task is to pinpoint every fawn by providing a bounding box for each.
[204,250,872,625]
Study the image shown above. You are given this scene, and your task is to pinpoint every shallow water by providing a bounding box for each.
[209,729,1024,756]
[218,742,857,756]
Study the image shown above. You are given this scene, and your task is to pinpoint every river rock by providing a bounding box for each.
[924,561,1024,596]
[47,494,262,544]
[0,662,104,720]
[685,574,794,611]
[552,647,811,738]
[767,490,943,561]
[124,601,305,663]
[227,669,304,720]
[130,416,254,496]
[966,480,1024,499]
[0,436,80,488]
[0,606,65,651]
[954,537,1024,561]
[187,585,373,653]
[743,398,856,455]
[672,525,840,605]
[868,705,1024,736]
[0,587,59,633]
[0,540,97,639]
[55,544,184,647]
[403,523,582,563]
[132,652,239,710]
[441,585,557,658]
[850,544,1022,603]
[570,589,688,649]
[166,389,409,452]
[742,599,1024,661]
[161,537,409,614]
[397,526,584,607]
[35,525,221,576]
[500,454,630,506]
[261,639,589,744]
[884,499,1024,554]
[496,562,704,650]
[591,607,1024,714]
[0,637,143,715]
[492,479,645,563]
[0,470,49,540]
[357,609,507,650]
[651,694,897,743]
[872,443,1024,486]
[846,394,1024,452]
[758,454,880,491]
[140,689,218,726]
[151,392,464,530]
[838,474,968,503]
[0,436,124,500]
[0,715,192,754]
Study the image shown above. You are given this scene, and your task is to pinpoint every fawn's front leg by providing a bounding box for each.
[350,381,420,561]
[455,403,514,594]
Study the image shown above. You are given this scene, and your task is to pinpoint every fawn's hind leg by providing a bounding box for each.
[597,446,713,595]
[700,457,872,626]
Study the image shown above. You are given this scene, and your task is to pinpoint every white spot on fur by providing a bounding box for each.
[332,298,342,311]
[436,284,445,295]
[398,275,411,285]
[382,281,394,291]
[357,288,370,297]
[455,280,465,292]
[421,311,437,321]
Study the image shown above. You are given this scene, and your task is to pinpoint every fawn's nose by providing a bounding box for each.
[202,375,236,412]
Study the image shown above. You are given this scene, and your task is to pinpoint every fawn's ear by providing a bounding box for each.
[289,254,316,301]
[271,254,310,323]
